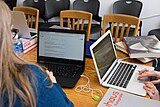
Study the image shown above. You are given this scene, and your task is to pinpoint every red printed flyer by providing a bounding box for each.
[97,88,160,107]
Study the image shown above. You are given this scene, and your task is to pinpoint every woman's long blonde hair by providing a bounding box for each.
[0,1,37,107]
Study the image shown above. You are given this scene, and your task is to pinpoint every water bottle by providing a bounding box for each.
[13,38,24,58]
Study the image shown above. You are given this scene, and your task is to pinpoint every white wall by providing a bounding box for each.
[17,0,160,36]
[139,0,160,35]
[17,0,25,6]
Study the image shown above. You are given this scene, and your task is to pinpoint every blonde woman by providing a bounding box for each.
[0,1,73,107]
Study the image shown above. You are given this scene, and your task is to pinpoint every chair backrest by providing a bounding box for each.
[102,14,140,43]
[73,0,101,22]
[23,0,70,22]
[113,0,143,18]
[44,0,70,21]
[13,6,39,30]
[60,10,92,41]
[23,0,45,18]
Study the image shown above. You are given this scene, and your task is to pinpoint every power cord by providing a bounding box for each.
[75,75,103,101]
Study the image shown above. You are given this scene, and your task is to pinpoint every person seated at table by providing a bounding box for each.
[138,69,160,100]
[0,1,74,107]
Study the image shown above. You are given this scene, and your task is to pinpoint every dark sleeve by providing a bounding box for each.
[152,58,160,71]
[152,58,160,92]
[28,64,74,107]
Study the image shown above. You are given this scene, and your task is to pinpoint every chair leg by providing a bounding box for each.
[139,27,141,36]
[44,20,48,23]
[139,21,142,36]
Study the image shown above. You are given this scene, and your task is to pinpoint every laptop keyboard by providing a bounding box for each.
[44,63,82,78]
[107,62,137,88]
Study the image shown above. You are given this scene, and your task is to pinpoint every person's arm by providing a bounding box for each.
[37,82,74,107]
[29,65,74,107]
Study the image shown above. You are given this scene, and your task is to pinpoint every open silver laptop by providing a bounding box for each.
[90,30,154,96]
[11,11,37,39]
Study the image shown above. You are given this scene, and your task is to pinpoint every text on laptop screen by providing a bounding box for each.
[93,34,116,79]
[39,31,85,61]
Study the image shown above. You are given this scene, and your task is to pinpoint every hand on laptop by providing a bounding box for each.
[46,70,57,83]
[143,82,160,100]
[138,69,160,84]
[138,69,160,100]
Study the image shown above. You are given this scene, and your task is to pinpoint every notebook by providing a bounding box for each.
[11,11,37,39]
[90,30,154,96]
[37,28,86,88]
[97,88,160,107]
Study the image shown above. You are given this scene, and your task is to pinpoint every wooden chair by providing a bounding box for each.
[102,14,140,43]
[13,6,39,30]
[60,10,92,41]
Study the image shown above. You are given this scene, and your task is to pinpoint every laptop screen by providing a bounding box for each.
[92,32,116,79]
[38,29,85,61]
[11,11,33,39]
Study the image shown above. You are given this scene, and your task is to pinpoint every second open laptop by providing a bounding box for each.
[90,30,154,96]
[37,28,86,88]
[11,11,37,39]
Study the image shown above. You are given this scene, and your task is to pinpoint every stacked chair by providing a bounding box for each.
[113,0,143,36]
[73,0,102,40]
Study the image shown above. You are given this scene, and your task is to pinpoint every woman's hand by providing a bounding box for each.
[45,70,57,83]
[144,82,160,100]
[138,69,160,84]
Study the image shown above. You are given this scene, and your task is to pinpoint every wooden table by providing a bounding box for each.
[24,48,152,107]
